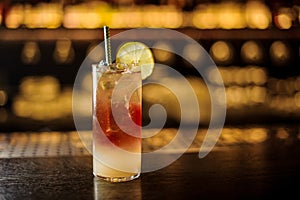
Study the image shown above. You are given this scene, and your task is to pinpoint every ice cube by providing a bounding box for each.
[96,60,109,73]
[100,80,115,90]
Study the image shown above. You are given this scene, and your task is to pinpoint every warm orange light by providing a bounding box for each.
[276,128,289,139]
[5,4,24,29]
[153,41,174,63]
[0,90,7,106]
[122,10,142,28]
[219,67,234,86]
[207,68,224,85]
[192,4,218,29]
[183,43,203,63]
[22,3,63,29]
[0,8,2,26]
[275,13,292,29]
[217,2,246,29]
[241,41,264,64]
[13,76,73,121]
[247,128,268,144]
[82,12,101,29]
[294,92,300,107]
[21,41,41,65]
[250,86,266,104]
[275,7,295,30]
[53,39,74,64]
[219,128,267,145]
[249,67,267,85]
[226,86,248,108]
[210,41,233,64]
[294,77,300,91]
[164,11,183,28]
[0,108,8,123]
[19,76,60,101]
[245,1,271,29]
[193,11,217,29]
[86,43,104,63]
[270,41,291,66]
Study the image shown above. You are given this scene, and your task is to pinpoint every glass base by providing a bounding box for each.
[94,172,140,183]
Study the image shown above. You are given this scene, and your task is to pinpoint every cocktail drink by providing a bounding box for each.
[92,35,154,182]
[92,63,142,182]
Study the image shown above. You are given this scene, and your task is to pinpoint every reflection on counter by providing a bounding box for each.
[0,131,90,158]
[1,125,299,158]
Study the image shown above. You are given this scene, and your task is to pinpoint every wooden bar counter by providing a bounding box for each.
[1,129,300,199]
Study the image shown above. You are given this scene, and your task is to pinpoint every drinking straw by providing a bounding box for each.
[103,26,112,65]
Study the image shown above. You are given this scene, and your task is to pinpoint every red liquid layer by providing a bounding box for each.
[94,75,141,152]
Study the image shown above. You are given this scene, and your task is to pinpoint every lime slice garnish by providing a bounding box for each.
[116,42,154,80]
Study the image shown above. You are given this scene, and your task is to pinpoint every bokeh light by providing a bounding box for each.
[0,90,7,106]
[53,38,74,64]
[153,41,174,63]
[245,1,271,29]
[21,41,41,65]
[270,41,292,66]
[210,41,234,64]
[241,41,264,64]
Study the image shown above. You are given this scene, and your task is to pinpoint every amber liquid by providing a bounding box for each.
[93,71,141,182]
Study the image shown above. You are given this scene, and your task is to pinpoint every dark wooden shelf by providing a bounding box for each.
[0,27,300,41]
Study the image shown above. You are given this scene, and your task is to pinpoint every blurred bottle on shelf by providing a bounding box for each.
[269,40,293,67]
[240,40,264,65]
[192,4,218,29]
[4,3,23,29]
[267,0,298,29]
[12,76,72,121]
[209,41,235,66]
[217,1,246,29]
[21,41,41,65]
[182,42,204,66]
[0,2,3,26]
[274,7,297,29]
[153,41,175,64]
[245,0,272,29]
[192,1,274,30]
[1,0,300,30]
[0,67,9,124]
[63,1,109,29]
[53,39,75,64]
[0,89,7,106]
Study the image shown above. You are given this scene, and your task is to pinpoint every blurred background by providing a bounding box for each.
[0,0,300,137]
